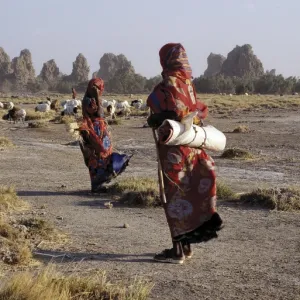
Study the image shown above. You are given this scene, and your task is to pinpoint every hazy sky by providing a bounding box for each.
[1,0,299,78]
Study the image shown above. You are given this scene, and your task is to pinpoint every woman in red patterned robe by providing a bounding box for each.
[147,43,223,264]
[79,78,131,193]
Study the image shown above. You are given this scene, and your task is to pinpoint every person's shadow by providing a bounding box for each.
[33,249,154,264]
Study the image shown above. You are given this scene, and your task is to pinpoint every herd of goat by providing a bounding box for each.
[0,98,148,123]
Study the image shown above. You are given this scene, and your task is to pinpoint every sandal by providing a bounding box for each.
[153,249,185,264]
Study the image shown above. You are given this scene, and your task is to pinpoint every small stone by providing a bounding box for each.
[104,202,113,209]
[123,223,129,228]
[61,184,67,188]
[56,216,63,220]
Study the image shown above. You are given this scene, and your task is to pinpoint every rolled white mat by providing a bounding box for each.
[159,119,226,152]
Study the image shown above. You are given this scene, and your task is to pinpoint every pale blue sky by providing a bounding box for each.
[1,0,299,78]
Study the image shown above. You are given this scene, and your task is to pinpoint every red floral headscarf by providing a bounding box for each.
[159,43,192,80]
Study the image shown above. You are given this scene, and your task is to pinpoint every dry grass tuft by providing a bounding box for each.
[107,118,122,125]
[0,218,32,265]
[25,110,56,121]
[19,218,58,241]
[221,148,255,159]
[0,186,28,212]
[232,125,251,133]
[61,115,76,125]
[217,181,237,200]
[240,187,300,211]
[130,109,149,117]
[28,121,49,128]
[109,177,161,207]
[0,265,153,300]
[0,137,14,149]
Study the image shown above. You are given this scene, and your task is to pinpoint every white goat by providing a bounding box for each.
[116,101,131,113]
[62,103,79,116]
[35,103,50,112]
[131,99,143,109]
[0,102,3,109]
[3,102,14,110]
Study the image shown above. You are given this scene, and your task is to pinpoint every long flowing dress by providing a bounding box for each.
[147,44,222,244]
[79,96,130,191]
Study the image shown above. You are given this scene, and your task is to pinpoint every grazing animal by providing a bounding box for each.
[61,104,78,116]
[3,102,14,110]
[106,104,116,119]
[131,99,143,109]
[35,103,50,112]
[61,99,81,108]
[116,101,131,113]
[50,99,60,111]
[0,102,3,109]
[3,108,26,123]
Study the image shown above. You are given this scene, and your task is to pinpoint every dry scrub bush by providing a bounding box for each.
[25,109,56,121]
[0,186,27,212]
[60,115,76,125]
[0,265,153,300]
[0,137,14,149]
[0,218,32,265]
[240,187,300,211]
[109,177,160,207]
[221,148,254,159]
[232,125,250,133]
[28,121,49,128]
[107,118,122,125]
[217,181,236,200]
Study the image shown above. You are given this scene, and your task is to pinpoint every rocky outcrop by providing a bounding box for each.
[96,53,135,81]
[204,53,226,77]
[0,47,12,80]
[39,59,60,83]
[11,49,36,90]
[69,53,90,83]
[221,44,264,78]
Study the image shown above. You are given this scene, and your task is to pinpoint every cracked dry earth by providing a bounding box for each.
[0,108,299,300]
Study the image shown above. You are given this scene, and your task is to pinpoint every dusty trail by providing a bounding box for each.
[0,110,299,299]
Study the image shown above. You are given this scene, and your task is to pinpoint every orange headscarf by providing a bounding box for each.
[159,43,192,80]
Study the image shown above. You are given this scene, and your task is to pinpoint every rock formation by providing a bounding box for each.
[69,53,90,83]
[39,59,60,83]
[221,44,264,78]
[11,49,36,90]
[203,53,226,77]
[96,53,135,81]
[0,47,12,80]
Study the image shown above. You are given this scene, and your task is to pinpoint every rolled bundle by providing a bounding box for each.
[158,119,226,152]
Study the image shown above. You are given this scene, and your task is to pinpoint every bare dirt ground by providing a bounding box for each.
[0,106,300,300]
